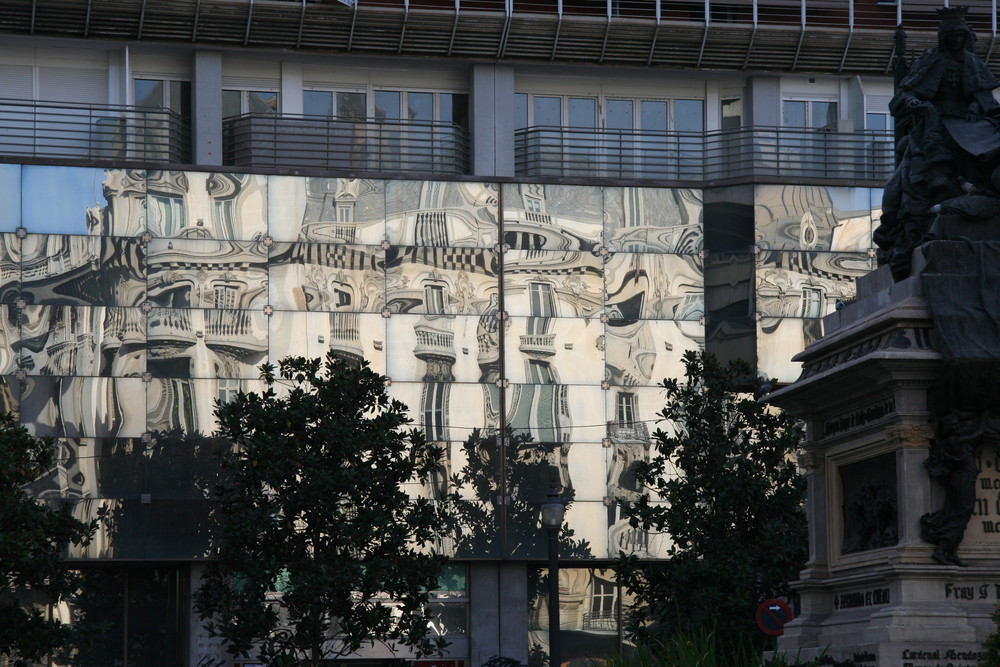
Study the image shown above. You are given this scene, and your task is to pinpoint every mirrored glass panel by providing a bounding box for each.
[386,181,498,248]
[147,238,268,310]
[20,236,145,307]
[503,183,603,251]
[270,311,387,376]
[604,252,703,321]
[755,185,875,253]
[386,246,499,316]
[146,171,266,241]
[269,176,387,244]
[504,250,603,319]
[386,314,482,384]
[0,233,19,302]
[0,164,21,232]
[22,376,145,438]
[757,317,823,384]
[22,166,108,235]
[756,251,871,318]
[19,306,146,377]
[605,187,703,253]
[505,316,603,387]
[268,242,385,313]
[604,319,700,386]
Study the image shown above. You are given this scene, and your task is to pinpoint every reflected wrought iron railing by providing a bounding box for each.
[515,126,895,182]
[223,113,471,175]
[0,98,191,164]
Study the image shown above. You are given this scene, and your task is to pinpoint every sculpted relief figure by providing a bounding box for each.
[875,6,1000,279]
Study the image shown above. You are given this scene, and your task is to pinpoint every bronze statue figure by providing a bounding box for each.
[875,6,1000,280]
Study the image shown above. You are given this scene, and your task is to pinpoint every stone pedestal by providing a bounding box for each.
[767,245,1000,666]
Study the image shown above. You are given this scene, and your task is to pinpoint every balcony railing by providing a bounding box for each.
[515,125,894,182]
[0,99,191,164]
[224,114,470,175]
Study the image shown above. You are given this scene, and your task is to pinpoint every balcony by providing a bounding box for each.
[223,114,470,175]
[515,125,894,183]
[0,99,191,165]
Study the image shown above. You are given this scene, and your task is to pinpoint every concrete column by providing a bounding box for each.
[281,62,304,115]
[192,50,223,166]
[470,64,516,178]
[745,75,781,127]
[469,561,529,667]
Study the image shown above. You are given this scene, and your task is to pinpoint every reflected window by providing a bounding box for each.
[337,201,354,223]
[525,196,543,214]
[425,284,446,314]
[616,392,637,425]
[529,282,556,318]
[218,378,241,405]
[527,359,556,384]
[151,195,185,236]
[422,382,449,441]
[214,285,238,310]
[213,199,236,238]
[800,288,823,318]
[590,571,618,620]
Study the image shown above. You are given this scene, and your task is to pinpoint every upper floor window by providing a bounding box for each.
[134,79,191,118]
[303,89,468,128]
[783,100,837,129]
[223,90,279,118]
[515,94,704,133]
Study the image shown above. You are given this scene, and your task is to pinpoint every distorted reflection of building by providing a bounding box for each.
[0,0,896,653]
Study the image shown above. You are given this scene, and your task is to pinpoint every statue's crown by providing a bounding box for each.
[937,5,970,29]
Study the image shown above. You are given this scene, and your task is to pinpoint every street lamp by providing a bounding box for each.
[540,481,566,667]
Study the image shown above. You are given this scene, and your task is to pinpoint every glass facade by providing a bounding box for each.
[0,165,878,566]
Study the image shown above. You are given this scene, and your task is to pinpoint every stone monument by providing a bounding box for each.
[767,7,1000,665]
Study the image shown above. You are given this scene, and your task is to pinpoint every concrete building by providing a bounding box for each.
[0,0,994,665]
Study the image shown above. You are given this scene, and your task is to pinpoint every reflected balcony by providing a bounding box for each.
[0,99,191,164]
[607,419,649,443]
[203,310,267,355]
[515,126,894,183]
[518,333,556,357]
[224,114,470,176]
[147,308,196,348]
[103,309,147,349]
[328,312,365,363]
[414,328,456,363]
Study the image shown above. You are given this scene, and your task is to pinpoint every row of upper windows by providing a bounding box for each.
[136,78,894,131]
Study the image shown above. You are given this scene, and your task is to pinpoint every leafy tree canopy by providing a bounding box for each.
[0,413,97,666]
[195,353,451,667]
[617,351,807,653]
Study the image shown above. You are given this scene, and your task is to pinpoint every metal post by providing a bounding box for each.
[546,523,560,667]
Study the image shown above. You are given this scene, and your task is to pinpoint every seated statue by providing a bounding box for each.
[875,6,1000,279]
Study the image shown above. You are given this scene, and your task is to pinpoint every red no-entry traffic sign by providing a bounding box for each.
[756,598,793,636]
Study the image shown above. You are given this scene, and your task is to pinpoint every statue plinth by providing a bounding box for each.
[767,241,1000,665]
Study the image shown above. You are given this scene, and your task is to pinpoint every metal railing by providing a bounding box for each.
[0,99,191,164]
[224,113,470,175]
[515,125,895,182]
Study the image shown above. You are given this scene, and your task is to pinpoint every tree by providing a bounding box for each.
[0,412,97,666]
[617,351,807,654]
[194,353,451,667]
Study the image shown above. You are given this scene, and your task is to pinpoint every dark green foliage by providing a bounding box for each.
[0,412,97,666]
[450,428,592,559]
[194,353,451,667]
[617,351,807,654]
